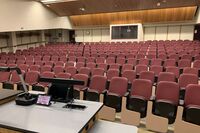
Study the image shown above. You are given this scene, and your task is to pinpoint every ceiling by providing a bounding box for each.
[41,0,200,16]
[70,6,197,27]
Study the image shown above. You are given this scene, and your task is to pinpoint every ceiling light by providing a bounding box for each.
[79,7,86,11]
[157,2,161,6]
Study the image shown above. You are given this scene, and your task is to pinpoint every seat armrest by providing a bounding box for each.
[81,87,88,91]
[179,100,184,106]
[101,89,107,94]
[124,92,129,97]
[150,95,156,101]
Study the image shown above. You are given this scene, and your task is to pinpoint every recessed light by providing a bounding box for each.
[79,7,86,11]
[46,4,50,7]
[162,0,167,3]
[157,2,161,6]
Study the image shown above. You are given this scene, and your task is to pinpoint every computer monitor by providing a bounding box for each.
[40,78,84,103]
[48,83,73,103]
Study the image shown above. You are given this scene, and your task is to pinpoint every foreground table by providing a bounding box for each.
[89,120,138,133]
[0,100,103,133]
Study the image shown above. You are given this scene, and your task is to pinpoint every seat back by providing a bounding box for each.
[89,75,107,93]
[157,72,176,82]
[131,79,152,100]
[179,74,198,88]
[108,77,128,96]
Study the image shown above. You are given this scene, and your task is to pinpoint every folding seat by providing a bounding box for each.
[0,60,7,64]
[174,84,200,133]
[86,57,95,63]
[146,81,179,132]
[136,54,145,59]
[20,71,40,91]
[106,69,119,81]
[29,65,40,72]
[183,67,198,76]
[121,79,152,126]
[106,57,115,64]
[59,56,67,62]
[44,61,54,67]
[166,66,180,79]
[163,59,176,68]
[77,57,86,63]
[194,55,200,61]
[118,53,126,59]
[51,55,59,62]
[193,60,200,69]
[73,74,89,99]
[78,67,91,76]
[65,61,74,67]
[126,53,135,59]
[116,57,126,65]
[150,59,162,66]
[135,65,148,76]
[0,72,11,89]
[158,54,167,60]
[122,70,136,84]
[33,71,55,92]
[76,62,85,70]
[8,64,17,67]
[168,54,179,61]
[56,72,71,79]
[99,53,107,58]
[34,61,44,66]
[68,56,76,62]
[99,77,128,121]
[0,63,6,67]
[86,62,96,70]
[64,66,77,77]
[150,65,163,77]
[53,65,64,75]
[91,68,104,76]
[34,55,42,61]
[18,64,29,72]
[147,54,156,59]
[138,58,149,65]
[97,63,108,71]
[178,74,198,99]
[157,72,176,83]
[139,71,155,83]
[109,63,120,70]
[85,75,107,102]
[43,55,51,61]
[40,65,52,73]
[122,64,133,73]
[181,54,192,61]
[96,57,105,64]
[127,58,137,66]
[178,59,191,69]
[26,61,34,66]
[54,61,64,67]
[16,60,25,65]
[7,60,16,65]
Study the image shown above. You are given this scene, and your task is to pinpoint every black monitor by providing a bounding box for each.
[40,78,84,103]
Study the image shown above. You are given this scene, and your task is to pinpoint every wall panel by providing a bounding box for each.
[92,29,101,42]
[155,26,168,40]
[167,26,181,40]
[144,27,156,41]
[75,30,84,42]
[180,25,194,40]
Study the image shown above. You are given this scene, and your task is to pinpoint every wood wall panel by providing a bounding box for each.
[70,6,197,27]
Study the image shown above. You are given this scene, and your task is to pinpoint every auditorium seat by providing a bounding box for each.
[106,69,119,81]
[56,72,71,79]
[79,67,91,76]
[85,75,107,102]
[139,71,155,84]
[122,79,152,126]
[29,65,40,72]
[91,68,104,76]
[178,74,198,99]
[53,65,64,75]
[73,74,89,100]
[104,77,128,112]
[157,72,176,83]
[64,66,77,77]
